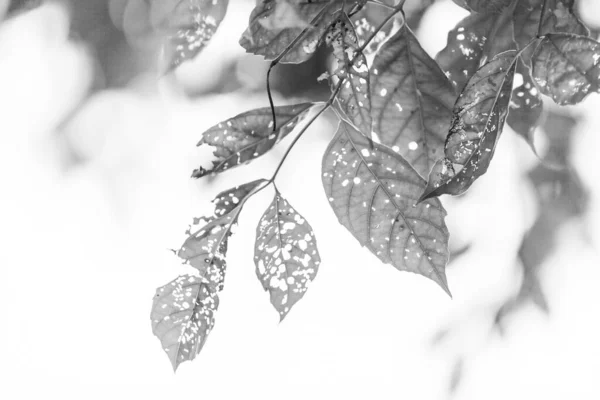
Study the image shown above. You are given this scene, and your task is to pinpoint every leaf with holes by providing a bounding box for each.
[420,51,517,200]
[255,191,320,320]
[370,24,456,179]
[508,58,543,151]
[513,0,589,64]
[437,9,516,91]
[150,0,229,71]
[151,275,219,371]
[192,103,314,178]
[239,0,350,64]
[178,180,263,290]
[452,0,511,14]
[325,12,372,136]
[322,121,451,294]
[532,33,600,106]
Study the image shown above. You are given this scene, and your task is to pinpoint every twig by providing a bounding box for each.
[537,0,550,37]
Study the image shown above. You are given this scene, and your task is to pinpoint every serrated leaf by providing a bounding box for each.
[322,121,451,294]
[151,0,229,71]
[325,12,372,135]
[437,10,516,91]
[508,58,543,150]
[178,180,264,290]
[239,0,345,64]
[452,0,511,14]
[254,191,320,320]
[513,0,589,64]
[421,51,517,200]
[192,103,314,178]
[151,275,219,371]
[532,33,600,105]
[371,24,456,178]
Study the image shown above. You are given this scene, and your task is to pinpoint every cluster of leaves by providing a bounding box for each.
[150,0,600,371]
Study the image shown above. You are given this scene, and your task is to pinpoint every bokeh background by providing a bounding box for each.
[1,0,600,399]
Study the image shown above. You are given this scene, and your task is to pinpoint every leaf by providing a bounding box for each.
[151,275,219,371]
[178,180,264,290]
[508,58,543,151]
[322,121,451,295]
[254,191,320,320]
[531,33,600,105]
[239,0,346,64]
[192,103,314,178]
[325,12,372,136]
[5,0,42,18]
[513,0,589,64]
[370,24,456,179]
[452,0,512,14]
[420,51,517,200]
[151,0,229,71]
[437,9,516,91]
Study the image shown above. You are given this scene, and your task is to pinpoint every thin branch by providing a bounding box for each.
[537,0,550,37]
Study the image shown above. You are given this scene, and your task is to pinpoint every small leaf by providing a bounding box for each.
[254,191,321,320]
[437,10,516,91]
[325,12,372,135]
[178,180,264,290]
[421,51,517,200]
[371,24,456,178]
[322,121,451,295]
[452,0,511,14]
[532,33,600,105]
[151,275,219,371]
[508,58,543,151]
[152,0,229,71]
[239,0,344,64]
[192,103,314,178]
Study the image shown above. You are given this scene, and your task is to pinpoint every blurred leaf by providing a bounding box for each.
[437,8,516,91]
[322,121,451,295]
[192,103,314,178]
[508,58,543,151]
[239,0,355,64]
[452,0,512,14]
[151,275,219,371]
[532,33,600,105]
[150,0,229,71]
[5,0,41,18]
[326,12,372,136]
[255,191,321,320]
[371,24,456,178]
[421,51,517,200]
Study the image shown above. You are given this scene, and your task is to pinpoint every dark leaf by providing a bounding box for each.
[421,51,517,200]
[322,121,451,294]
[151,0,229,71]
[508,58,543,151]
[192,103,314,178]
[6,0,42,18]
[513,0,589,63]
[371,24,456,178]
[151,275,219,371]
[532,33,600,105]
[452,0,511,14]
[254,191,320,320]
[178,180,264,290]
[437,9,516,91]
[239,0,347,64]
[326,12,372,135]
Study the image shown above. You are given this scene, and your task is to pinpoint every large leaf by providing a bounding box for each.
[421,51,517,200]
[531,33,600,105]
[151,275,219,371]
[326,12,372,136]
[322,121,451,294]
[150,0,229,71]
[371,24,456,179]
[508,58,543,150]
[513,0,589,63]
[452,0,511,14]
[255,191,320,320]
[436,9,516,91]
[192,103,314,178]
[178,180,264,290]
[239,0,346,64]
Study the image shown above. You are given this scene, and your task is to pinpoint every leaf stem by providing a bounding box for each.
[537,0,549,37]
